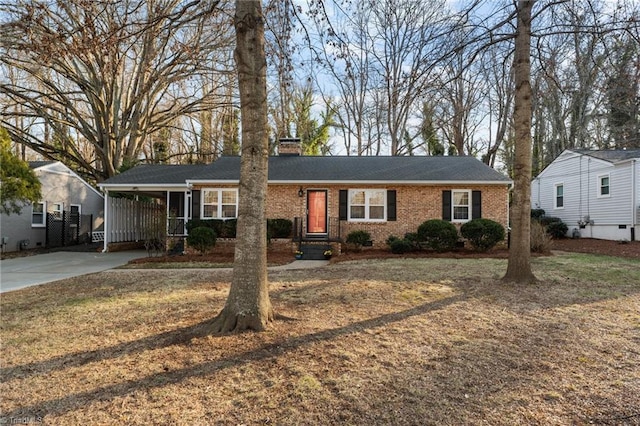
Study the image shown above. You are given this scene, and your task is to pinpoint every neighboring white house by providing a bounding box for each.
[531,149,640,241]
[0,161,104,253]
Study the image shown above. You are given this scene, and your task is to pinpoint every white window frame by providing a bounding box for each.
[201,188,238,219]
[32,201,46,227]
[451,189,472,223]
[554,183,564,209]
[347,189,386,222]
[597,174,610,198]
[52,202,64,219]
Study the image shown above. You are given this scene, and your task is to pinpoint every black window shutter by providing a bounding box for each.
[442,190,452,221]
[191,190,200,220]
[472,191,482,219]
[387,190,397,221]
[339,190,348,220]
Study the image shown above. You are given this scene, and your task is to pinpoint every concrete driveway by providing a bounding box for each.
[0,250,145,293]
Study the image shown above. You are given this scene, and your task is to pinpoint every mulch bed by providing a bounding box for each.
[3,238,638,263]
[550,238,640,259]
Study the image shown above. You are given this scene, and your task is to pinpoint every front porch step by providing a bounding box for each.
[299,244,332,260]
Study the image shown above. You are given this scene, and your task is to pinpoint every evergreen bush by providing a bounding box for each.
[186,226,217,255]
[531,209,546,220]
[417,219,458,252]
[267,218,293,238]
[460,218,505,252]
[546,220,568,239]
[346,230,371,251]
[390,238,414,254]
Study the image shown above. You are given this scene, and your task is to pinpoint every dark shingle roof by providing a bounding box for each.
[28,161,56,169]
[100,164,212,185]
[574,149,640,162]
[101,156,511,186]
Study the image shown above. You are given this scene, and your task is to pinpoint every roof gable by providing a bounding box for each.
[28,160,56,169]
[535,149,640,180]
[32,161,103,198]
[573,149,640,162]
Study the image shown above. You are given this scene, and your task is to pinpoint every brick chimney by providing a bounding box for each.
[278,137,302,156]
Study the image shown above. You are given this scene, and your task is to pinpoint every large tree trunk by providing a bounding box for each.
[212,0,273,332]
[503,0,537,284]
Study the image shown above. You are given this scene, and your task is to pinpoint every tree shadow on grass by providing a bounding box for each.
[2,294,465,420]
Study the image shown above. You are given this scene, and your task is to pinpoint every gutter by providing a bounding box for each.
[185,179,514,186]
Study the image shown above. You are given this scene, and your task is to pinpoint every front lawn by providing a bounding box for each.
[1,254,639,425]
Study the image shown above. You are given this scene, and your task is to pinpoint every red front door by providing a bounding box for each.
[307,190,327,234]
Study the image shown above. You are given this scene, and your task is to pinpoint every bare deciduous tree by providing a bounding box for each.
[0,0,232,181]
[503,0,537,284]
[211,0,274,333]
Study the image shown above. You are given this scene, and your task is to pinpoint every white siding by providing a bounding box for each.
[532,151,639,241]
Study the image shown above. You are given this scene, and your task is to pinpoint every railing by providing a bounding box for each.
[293,217,342,242]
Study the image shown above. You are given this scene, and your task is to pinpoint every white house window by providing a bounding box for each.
[554,183,564,209]
[452,190,471,222]
[598,174,610,197]
[52,202,64,220]
[32,202,46,227]
[201,189,238,219]
[349,189,386,221]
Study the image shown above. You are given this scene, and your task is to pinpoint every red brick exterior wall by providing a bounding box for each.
[192,183,509,249]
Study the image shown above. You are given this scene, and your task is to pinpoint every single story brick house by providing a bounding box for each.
[98,142,512,255]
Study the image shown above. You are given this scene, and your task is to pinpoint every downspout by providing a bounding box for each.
[578,155,582,221]
[587,158,592,238]
[632,159,637,241]
[508,182,513,239]
[102,189,109,253]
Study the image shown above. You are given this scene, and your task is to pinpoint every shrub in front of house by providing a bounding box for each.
[389,238,414,254]
[186,226,216,255]
[531,209,546,220]
[386,235,400,246]
[546,220,568,239]
[530,214,568,239]
[346,230,371,251]
[186,219,237,238]
[460,218,506,252]
[267,218,293,238]
[404,232,421,249]
[417,219,459,252]
[186,219,214,233]
[386,235,415,254]
[538,216,562,226]
[531,221,552,253]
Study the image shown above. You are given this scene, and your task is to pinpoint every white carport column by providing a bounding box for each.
[103,189,109,253]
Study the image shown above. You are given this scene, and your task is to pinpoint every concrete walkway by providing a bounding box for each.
[0,252,329,294]
[0,251,146,293]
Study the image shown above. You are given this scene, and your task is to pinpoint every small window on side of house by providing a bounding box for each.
[32,202,46,227]
[598,175,610,198]
[52,202,64,220]
[554,183,564,209]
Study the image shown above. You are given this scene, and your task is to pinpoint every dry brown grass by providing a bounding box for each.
[1,253,639,425]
